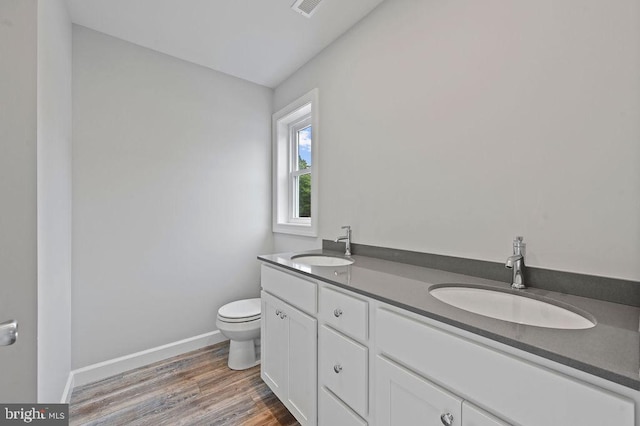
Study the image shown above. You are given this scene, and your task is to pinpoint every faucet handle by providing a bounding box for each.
[341,225,350,230]
[513,236,525,256]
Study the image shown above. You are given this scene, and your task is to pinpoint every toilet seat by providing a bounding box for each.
[218,298,261,323]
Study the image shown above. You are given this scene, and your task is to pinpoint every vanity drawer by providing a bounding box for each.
[319,325,368,417]
[261,264,317,315]
[319,286,368,341]
[319,386,367,426]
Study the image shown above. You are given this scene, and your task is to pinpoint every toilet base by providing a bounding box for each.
[228,339,260,370]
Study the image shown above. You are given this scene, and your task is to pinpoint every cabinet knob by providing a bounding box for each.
[333,308,343,318]
[440,413,454,426]
[333,364,342,374]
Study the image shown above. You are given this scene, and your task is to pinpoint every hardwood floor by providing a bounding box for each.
[70,342,300,426]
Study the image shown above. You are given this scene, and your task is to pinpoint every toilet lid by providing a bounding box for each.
[218,298,261,321]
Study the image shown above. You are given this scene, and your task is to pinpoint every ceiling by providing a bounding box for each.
[65,0,386,88]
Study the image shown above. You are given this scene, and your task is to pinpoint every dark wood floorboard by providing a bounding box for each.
[70,342,300,426]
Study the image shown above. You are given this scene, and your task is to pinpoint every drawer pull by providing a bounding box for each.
[333,364,343,374]
[280,312,287,320]
[440,413,454,426]
[275,309,281,317]
[333,308,343,318]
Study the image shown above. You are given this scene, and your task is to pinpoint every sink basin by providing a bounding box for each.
[429,286,595,329]
[291,255,354,267]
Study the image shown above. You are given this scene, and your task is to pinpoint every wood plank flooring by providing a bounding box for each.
[70,342,300,426]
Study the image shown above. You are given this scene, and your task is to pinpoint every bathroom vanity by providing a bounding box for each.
[258,251,640,426]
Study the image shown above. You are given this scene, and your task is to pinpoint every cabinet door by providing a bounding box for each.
[261,292,288,400]
[286,301,317,425]
[376,355,462,426]
[462,402,510,426]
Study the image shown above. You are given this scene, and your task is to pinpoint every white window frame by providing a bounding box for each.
[272,89,319,236]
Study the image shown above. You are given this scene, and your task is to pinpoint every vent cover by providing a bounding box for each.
[291,0,323,18]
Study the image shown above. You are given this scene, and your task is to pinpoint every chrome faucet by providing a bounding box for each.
[335,225,352,256]
[505,236,526,289]
[0,319,18,346]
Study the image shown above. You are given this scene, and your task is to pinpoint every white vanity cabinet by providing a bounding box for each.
[259,262,637,426]
[260,265,317,426]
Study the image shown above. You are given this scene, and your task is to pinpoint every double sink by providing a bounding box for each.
[291,254,596,331]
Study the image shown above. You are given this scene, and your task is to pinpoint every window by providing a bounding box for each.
[273,89,318,236]
[290,118,311,220]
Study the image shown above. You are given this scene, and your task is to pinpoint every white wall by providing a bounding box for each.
[274,0,640,281]
[37,0,72,402]
[0,0,38,402]
[72,26,273,368]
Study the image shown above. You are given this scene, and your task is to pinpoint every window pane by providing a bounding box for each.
[296,173,311,218]
[297,125,312,170]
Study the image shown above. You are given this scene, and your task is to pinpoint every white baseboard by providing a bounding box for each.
[61,373,74,403]
[70,331,228,389]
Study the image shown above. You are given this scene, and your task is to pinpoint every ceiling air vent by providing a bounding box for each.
[291,0,323,18]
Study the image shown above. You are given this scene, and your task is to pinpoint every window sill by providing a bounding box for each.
[273,222,317,237]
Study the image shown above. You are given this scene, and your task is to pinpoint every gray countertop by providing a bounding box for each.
[258,249,640,391]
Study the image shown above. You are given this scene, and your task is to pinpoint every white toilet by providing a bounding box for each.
[216,298,261,370]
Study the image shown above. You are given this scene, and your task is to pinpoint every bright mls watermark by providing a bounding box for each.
[0,404,68,425]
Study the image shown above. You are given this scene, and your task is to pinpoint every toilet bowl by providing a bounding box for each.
[216,298,261,370]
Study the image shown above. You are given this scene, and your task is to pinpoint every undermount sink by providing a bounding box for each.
[429,285,595,330]
[291,254,354,267]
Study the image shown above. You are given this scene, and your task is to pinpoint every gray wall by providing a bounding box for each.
[0,0,38,402]
[37,0,72,402]
[72,26,273,368]
[274,0,640,282]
